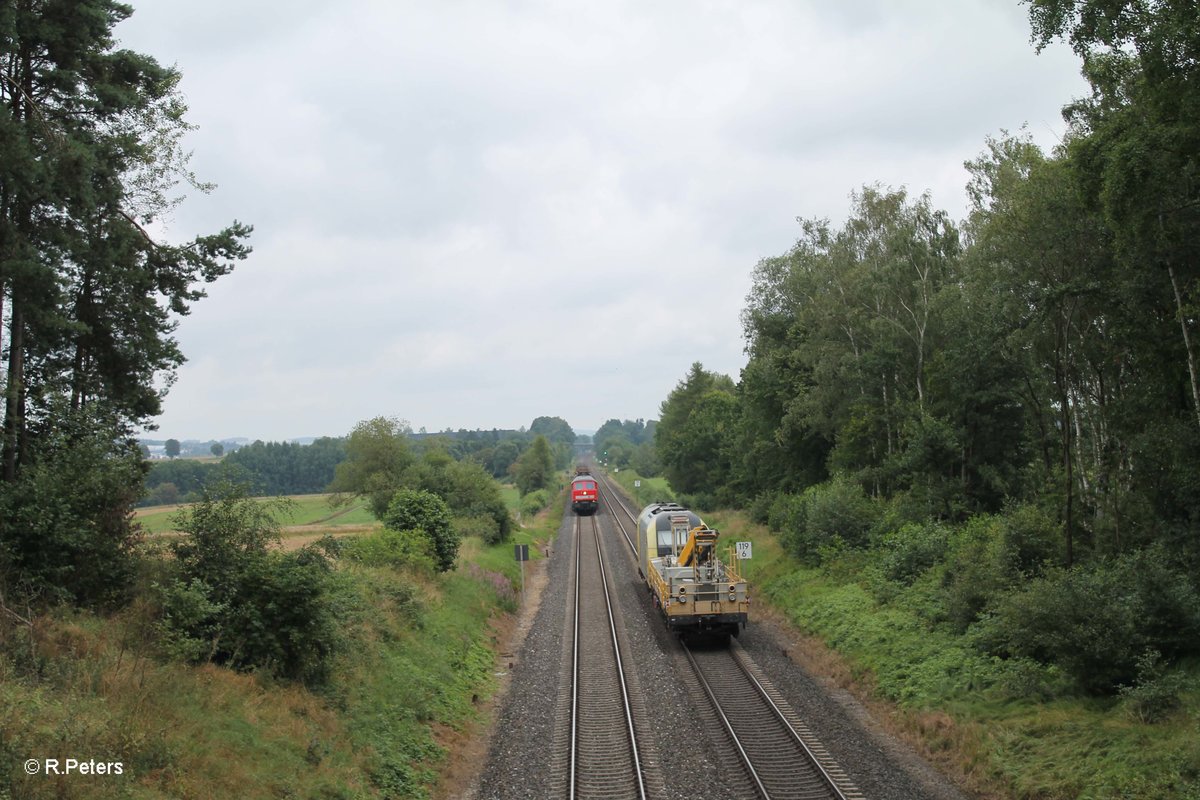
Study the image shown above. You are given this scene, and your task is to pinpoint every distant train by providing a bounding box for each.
[570,468,599,515]
[636,502,748,639]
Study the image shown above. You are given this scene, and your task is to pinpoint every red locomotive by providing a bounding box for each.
[570,468,599,515]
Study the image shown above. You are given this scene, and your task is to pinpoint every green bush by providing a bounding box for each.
[519,489,551,517]
[0,413,146,608]
[748,491,778,525]
[162,482,346,684]
[156,577,228,662]
[995,502,1061,576]
[344,527,436,574]
[232,546,345,684]
[942,514,1010,632]
[384,489,459,572]
[405,456,513,543]
[1120,650,1188,723]
[771,478,878,563]
[877,522,951,584]
[940,505,1060,633]
[767,491,806,534]
[977,548,1200,693]
[453,514,502,544]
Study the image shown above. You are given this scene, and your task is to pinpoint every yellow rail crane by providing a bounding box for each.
[636,503,749,639]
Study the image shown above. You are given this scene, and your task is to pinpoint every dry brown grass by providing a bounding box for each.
[1,608,367,799]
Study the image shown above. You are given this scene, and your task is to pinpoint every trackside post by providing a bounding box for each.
[514,543,529,594]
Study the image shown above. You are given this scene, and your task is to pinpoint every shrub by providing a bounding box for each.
[748,491,778,525]
[406,456,513,543]
[995,502,1061,576]
[878,522,951,584]
[767,492,807,534]
[453,514,501,544]
[384,489,459,572]
[232,546,345,684]
[977,548,1200,694]
[806,477,877,547]
[941,505,1060,633]
[0,413,146,608]
[519,489,551,517]
[942,514,1009,632]
[771,478,878,563]
[1120,650,1187,724]
[343,528,436,574]
[163,482,345,684]
[144,481,182,507]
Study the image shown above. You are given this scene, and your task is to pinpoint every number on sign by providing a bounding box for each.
[735,541,752,560]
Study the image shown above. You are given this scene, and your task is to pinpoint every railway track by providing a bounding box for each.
[684,640,862,800]
[592,466,862,800]
[565,513,656,799]
[592,471,638,555]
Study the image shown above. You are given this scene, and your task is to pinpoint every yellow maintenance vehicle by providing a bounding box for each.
[636,502,749,639]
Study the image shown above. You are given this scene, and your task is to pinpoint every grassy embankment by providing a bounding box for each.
[0,486,563,799]
[605,468,1200,800]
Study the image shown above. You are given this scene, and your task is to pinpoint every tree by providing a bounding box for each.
[737,188,962,503]
[1,0,251,482]
[143,457,212,499]
[165,438,181,458]
[403,449,512,543]
[1028,0,1200,432]
[328,417,414,517]
[210,442,224,457]
[655,363,738,498]
[164,481,340,683]
[487,439,521,478]
[513,435,554,495]
[529,416,575,468]
[225,437,345,496]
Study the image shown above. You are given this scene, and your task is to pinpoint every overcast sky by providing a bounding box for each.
[118,1,1087,442]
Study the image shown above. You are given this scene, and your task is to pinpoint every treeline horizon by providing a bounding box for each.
[142,415,585,506]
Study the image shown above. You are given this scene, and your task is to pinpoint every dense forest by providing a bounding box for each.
[654,0,1200,700]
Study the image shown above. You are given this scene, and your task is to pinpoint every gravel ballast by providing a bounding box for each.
[469,503,970,800]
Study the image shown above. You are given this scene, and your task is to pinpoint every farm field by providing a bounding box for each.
[135,493,378,534]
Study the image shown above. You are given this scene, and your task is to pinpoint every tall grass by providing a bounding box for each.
[0,501,563,799]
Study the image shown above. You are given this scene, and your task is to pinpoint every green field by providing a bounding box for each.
[136,494,378,534]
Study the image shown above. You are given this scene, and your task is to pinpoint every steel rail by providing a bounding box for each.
[592,513,648,800]
[569,515,580,800]
[568,512,649,800]
[682,640,855,800]
[729,644,852,800]
[592,471,637,555]
[681,641,772,800]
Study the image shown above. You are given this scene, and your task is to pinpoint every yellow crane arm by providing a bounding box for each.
[677,526,718,567]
